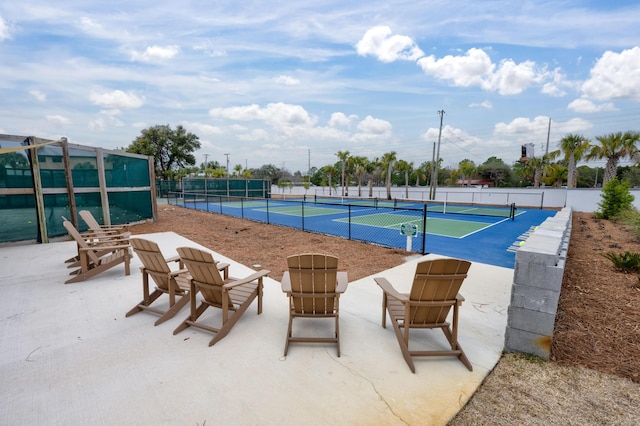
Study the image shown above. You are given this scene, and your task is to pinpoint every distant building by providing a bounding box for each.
[456,179,493,187]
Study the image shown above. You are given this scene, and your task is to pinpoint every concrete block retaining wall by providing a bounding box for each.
[504,207,572,359]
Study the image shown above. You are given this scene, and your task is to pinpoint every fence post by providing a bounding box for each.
[266,198,270,224]
[421,204,427,254]
[301,200,305,231]
[348,204,351,240]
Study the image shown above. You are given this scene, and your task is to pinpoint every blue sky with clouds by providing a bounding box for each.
[1,1,639,174]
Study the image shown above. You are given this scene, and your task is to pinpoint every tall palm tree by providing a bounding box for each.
[366,158,380,198]
[336,150,350,197]
[380,151,397,200]
[233,164,242,177]
[557,134,590,188]
[351,156,368,197]
[320,164,337,196]
[395,159,413,198]
[525,155,553,188]
[586,131,640,185]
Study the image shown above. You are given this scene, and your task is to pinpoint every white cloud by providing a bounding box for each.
[0,16,10,41]
[181,121,223,136]
[238,129,269,141]
[567,98,616,113]
[494,116,592,136]
[89,118,106,132]
[328,112,357,128]
[209,103,317,128]
[469,100,492,109]
[46,115,69,125]
[417,48,549,95]
[89,90,144,109]
[130,45,180,62]
[418,48,493,88]
[356,115,392,136]
[355,26,424,63]
[273,75,300,85]
[494,116,552,135]
[29,90,46,102]
[581,46,640,101]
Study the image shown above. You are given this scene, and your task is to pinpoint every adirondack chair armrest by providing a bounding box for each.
[168,268,189,278]
[456,293,465,304]
[217,262,230,279]
[224,269,270,289]
[336,271,349,293]
[281,271,292,293]
[374,277,409,302]
[79,243,129,252]
[80,229,122,236]
[85,237,130,247]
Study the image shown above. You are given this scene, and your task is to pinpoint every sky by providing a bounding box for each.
[1,1,640,175]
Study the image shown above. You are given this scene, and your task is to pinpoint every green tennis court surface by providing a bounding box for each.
[255,205,345,216]
[335,212,497,238]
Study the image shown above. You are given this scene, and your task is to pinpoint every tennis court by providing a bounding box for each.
[170,193,557,268]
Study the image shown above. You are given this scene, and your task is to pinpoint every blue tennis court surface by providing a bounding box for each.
[172,196,558,269]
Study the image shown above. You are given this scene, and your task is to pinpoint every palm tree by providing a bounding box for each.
[366,158,380,198]
[556,134,590,188]
[525,156,551,188]
[320,164,337,196]
[586,131,640,185]
[336,150,350,197]
[351,156,368,197]
[395,159,413,198]
[380,151,397,200]
[413,164,427,187]
[544,163,568,188]
[233,164,242,177]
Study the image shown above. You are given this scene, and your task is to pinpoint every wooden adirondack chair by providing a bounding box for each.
[79,210,127,237]
[281,253,348,356]
[173,247,270,346]
[374,258,472,373]
[63,219,131,284]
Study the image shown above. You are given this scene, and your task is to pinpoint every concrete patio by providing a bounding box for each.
[0,232,514,425]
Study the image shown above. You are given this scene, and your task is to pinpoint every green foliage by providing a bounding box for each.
[615,207,640,238]
[126,124,201,179]
[602,251,640,273]
[596,178,634,219]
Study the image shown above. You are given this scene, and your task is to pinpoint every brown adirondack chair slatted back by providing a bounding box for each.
[63,219,101,266]
[176,247,231,309]
[287,254,339,314]
[408,258,471,325]
[130,238,172,291]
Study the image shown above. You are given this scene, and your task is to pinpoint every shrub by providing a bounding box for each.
[596,178,635,219]
[602,251,640,273]
[615,207,640,239]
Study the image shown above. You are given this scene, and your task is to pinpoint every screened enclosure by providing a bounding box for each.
[0,135,156,244]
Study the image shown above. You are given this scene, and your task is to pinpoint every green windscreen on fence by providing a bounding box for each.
[0,135,154,244]
[161,178,271,199]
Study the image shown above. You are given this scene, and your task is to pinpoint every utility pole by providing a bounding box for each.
[308,149,311,183]
[545,117,551,155]
[203,153,209,177]
[430,110,445,200]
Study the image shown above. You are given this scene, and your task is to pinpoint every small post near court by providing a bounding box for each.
[400,223,418,252]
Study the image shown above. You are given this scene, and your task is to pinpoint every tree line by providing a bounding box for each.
[125,125,640,197]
